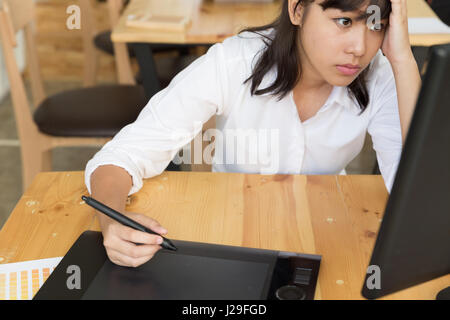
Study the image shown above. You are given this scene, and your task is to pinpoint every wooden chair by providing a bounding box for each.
[80,0,214,172]
[0,0,148,190]
[79,0,136,85]
[80,0,195,86]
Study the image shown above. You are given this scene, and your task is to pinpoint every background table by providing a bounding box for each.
[112,0,280,45]
[408,0,450,46]
[112,0,450,46]
[111,0,450,98]
[112,0,280,97]
[0,171,448,299]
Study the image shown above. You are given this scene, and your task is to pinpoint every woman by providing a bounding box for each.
[85,0,421,267]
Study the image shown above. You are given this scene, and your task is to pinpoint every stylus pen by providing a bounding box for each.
[81,196,177,251]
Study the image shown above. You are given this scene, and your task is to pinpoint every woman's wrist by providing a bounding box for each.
[389,51,422,143]
[388,49,417,71]
[90,165,133,214]
[390,54,421,88]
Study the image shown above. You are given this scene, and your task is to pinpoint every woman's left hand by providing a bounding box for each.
[381,0,414,65]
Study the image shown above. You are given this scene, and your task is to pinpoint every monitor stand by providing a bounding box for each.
[436,286,450,300]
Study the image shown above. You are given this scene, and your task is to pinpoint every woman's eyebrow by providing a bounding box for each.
[355,11,372,22]
[327,8,385,22]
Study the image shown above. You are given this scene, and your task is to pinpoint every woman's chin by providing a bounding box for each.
[327,74,360,87]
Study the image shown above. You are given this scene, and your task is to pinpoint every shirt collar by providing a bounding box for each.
[329,85,362,114]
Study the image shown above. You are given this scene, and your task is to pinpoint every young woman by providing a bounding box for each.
[85,0,421,267]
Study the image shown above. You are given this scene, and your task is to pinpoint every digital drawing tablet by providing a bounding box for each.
[34,231,321,300]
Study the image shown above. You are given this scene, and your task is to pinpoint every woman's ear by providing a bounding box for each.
[288,0,304,26]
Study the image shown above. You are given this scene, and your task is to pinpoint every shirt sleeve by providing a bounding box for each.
[367,62,403,193]
[84,43,229,195]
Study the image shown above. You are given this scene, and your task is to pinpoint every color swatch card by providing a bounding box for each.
[0,257,62,300]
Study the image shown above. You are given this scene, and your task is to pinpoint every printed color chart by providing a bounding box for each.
[0,257,62,300]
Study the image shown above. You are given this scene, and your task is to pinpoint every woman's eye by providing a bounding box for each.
[334,18,352,28]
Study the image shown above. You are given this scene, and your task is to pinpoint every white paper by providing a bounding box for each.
[408,17,450,34]
[0,257,63,300]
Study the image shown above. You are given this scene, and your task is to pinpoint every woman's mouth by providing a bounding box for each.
[336,64,361,76]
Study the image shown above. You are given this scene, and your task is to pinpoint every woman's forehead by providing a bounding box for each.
[313,0,391,19]
[315,0,390,11]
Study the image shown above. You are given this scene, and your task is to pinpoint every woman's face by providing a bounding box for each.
[291,0,389,87]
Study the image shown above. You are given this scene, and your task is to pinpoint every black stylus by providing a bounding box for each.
[81,196,177,251]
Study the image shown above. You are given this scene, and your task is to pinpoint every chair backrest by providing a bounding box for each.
[107,0,127,26]
[1,0,34,35]
[78,0,97,43]
[78,0,126,42]
[78,0,131,86]
[78,0,125,28]
[0,0,46,140]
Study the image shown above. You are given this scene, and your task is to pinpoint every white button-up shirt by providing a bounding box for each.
[85,31,402,195]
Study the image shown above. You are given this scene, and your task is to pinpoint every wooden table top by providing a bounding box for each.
[0,171,448,300]
[408,0,450,46]
[111,0,450,46]
[111,0,280,44]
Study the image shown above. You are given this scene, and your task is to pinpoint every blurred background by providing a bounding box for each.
[0,0,117,227]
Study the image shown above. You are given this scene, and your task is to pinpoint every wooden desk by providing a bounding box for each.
[112,0,280,44]
[111,0,450,46]
[0,171,448,300]
[408,0,450,46]
[111,0,280,87]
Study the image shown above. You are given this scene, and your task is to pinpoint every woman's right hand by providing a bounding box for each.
[98,211,168,268]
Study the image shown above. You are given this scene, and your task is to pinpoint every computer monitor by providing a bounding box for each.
[361,43,450,300]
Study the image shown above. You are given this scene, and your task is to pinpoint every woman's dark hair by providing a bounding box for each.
[241,0,391,113]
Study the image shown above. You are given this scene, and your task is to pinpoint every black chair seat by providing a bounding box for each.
[94,31,198,86]
[33,85,148,137]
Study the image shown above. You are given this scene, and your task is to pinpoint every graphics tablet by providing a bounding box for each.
[34,231,321,300]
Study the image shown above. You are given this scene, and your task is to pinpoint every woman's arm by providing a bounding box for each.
[382,0,422,143]
[390,54,421,144]
[90,165,168,268]
[84,42,229,267]
[84,43,227,197]
[90,165,132,213]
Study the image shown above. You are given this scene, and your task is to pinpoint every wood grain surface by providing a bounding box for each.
[0,171,448,299]
[111,0,281,44]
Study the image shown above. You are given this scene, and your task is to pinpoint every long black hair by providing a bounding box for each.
[242,0,391,113]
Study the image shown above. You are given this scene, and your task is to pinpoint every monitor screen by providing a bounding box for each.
[362,43,450,299]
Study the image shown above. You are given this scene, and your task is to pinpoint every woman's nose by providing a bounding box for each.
[345,26,367,57]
